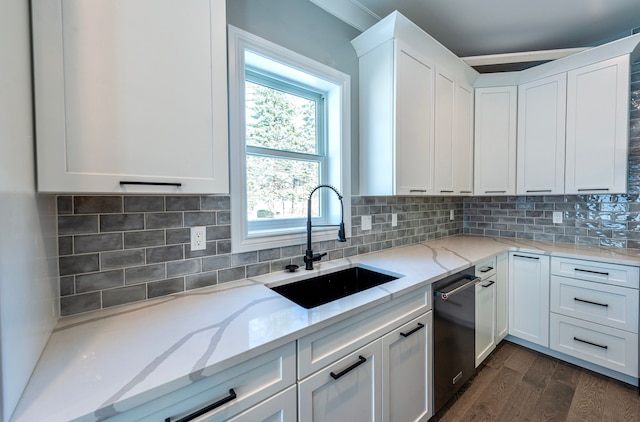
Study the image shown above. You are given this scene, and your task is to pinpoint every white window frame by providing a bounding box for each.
[228,25,351,253]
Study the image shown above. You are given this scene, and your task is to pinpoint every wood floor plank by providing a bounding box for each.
[551,360,581,389]
[531,376,576,422]
[566,371,608,422]
[503,345,538,374]
[602,379,639,422]
[484,341,517,370]
[495,381,541,421]
[459,366,522,421]
[522,354,558,392]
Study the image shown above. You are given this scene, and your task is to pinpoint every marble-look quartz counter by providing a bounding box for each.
[11,235,640,421]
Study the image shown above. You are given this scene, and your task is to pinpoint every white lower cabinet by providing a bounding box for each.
[297,286,433,422]
[508,252,550,347]
[112,343,296,422]
[475,275,496,367]
[298,339,383,421]
[382,313,433,422]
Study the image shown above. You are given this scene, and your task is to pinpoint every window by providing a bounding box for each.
[228,26,351,253]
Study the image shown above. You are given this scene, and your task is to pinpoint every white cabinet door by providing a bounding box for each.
[565,55,630,194]
[32,0,228,193]
[509,252,550,347]
[517,74,567,195]
[434,70,456,195]
[453,83,474,195]
[382,313,433,422]
[298,339,382,422]
[475,275,496,367]
[435,71,474,196]
[395,43,435,195]
[495,253,509,341]
[474,86,517,196]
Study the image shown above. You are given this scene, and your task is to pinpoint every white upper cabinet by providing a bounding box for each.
[565,55,630,194]
[32,0,229,193]
[517,74,567,195]
[474,86,517,196]
[357,38,435,196]
[434,70,474,195]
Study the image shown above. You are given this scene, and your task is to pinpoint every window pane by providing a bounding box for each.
[245,81,317,154]
[247,155,320,221]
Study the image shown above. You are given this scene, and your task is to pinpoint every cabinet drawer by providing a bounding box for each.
[225,385,297,422]
[550,276,639,332]
[550,257,639,289]
[298,286,430,379]
[550,313,638,377]
[112,343,296,422]
[476,256,497,279]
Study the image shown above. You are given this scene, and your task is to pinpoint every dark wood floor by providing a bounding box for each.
[433,341,639,422]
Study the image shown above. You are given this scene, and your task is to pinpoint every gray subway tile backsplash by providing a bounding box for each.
[56,194,463,315]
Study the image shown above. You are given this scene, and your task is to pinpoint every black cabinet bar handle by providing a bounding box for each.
[573,337,608,349]
[121,181,182,187]
[513,254,540,260]
[485,190,506,194]
[574,268,609,276]
[481,280,495,288]
[574,297,609,307]
[410,189,427,193]
[440,190,454,193]
[165,388,236,422]
[330,355,367,380]
[479,266,494,273]
[526,190,552,193]
[460,190,473,194]
[577,188,609,192]
[400,322,425,338]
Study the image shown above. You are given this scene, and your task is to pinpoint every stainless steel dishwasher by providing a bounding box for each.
[432,267,479,413]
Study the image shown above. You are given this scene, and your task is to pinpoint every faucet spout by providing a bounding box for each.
[303,184,347,270]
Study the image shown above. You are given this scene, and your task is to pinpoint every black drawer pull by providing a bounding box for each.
[400,322,425,338]
[574,297,608,307]
[573,337,608,349]
[460,190,473,194]
[165,388,236,422]
[485,190,506,194]
[574,268,609,276]
[513,254,539,260]
[526,189,552,193]
[440,190,454,193]
[330,355,367,380]
[577,188,609,192]
[479,266,494,273]
[481,280,495,288]
[121,181,182,187]
[410,189,427,193]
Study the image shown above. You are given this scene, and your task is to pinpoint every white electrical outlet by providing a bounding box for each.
[450,209,455,221]
[362,215,372,231]
[392,213,398,227]
[553,211,563,224]
[190,226,206,251]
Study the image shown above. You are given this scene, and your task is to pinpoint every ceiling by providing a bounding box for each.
[313,0,640,69]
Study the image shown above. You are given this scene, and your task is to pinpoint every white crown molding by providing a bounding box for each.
[309,0,379,32]
[461,48,589,67]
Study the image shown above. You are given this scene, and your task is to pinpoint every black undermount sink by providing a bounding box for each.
[270,266,398,309]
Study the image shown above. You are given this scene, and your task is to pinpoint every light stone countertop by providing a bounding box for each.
[11,235,640,422]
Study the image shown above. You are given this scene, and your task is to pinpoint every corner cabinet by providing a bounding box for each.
[473,86,517,196]
[31,0,229,193]
[356,38,435,196]
[565,55,630,194]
